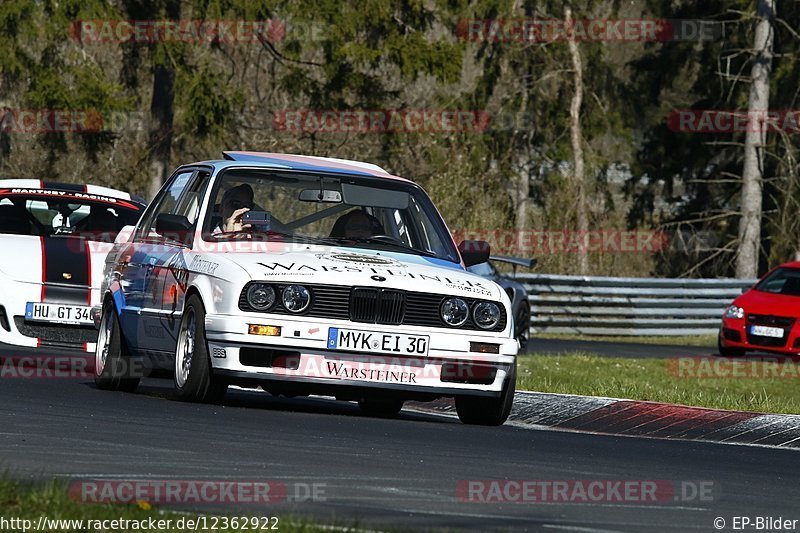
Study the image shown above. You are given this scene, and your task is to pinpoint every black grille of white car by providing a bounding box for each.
[350,288,405,325]
[238,283,506,332]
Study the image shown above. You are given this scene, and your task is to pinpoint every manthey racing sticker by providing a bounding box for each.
[255,252,494,297]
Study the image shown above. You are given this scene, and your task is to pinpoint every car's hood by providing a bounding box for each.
[735,289,800,315]
[219,247,503,300]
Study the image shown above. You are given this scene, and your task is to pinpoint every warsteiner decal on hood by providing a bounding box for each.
[219,251,501,300]
[314,252,403,267]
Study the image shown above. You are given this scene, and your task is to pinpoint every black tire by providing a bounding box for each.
[718,335,745,357]
[358,397,404,417]
[94,299,140,392]
[455,362,516,426]
[515,303,530,345]
[173,294,227,403]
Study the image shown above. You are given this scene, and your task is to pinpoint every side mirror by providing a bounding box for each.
[458,240,491,267]
[155,213,192,245]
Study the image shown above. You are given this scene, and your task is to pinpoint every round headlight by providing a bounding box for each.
[724,305,745,319]
[282,284,311,313]
[440,297,469,327]
[247,283,275,310]
[473,301,501,329]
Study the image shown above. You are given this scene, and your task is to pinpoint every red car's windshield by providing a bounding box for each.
[754,267,800,296]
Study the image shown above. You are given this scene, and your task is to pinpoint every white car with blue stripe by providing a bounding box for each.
[94,152,518,425]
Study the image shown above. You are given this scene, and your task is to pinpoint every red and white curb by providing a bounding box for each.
[407,391,800,449]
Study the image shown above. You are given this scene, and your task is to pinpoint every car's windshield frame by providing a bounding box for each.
[199,167,460,263]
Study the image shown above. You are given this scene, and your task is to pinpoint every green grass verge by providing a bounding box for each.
[531,333,718,347]
[516,353,800,415]
[0,477,343,533]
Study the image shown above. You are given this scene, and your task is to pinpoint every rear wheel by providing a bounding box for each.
[173,294,227,403]
[455,363,516,426]
[718,335,745,357]
[358,397,404,417]
[94,299,140,392]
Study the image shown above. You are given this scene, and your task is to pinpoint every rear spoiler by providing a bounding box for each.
[489,255,537,270]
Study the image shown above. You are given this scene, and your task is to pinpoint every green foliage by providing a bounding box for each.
[179,66,241,138]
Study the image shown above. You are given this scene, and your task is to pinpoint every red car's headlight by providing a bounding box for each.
[724,305,745,319]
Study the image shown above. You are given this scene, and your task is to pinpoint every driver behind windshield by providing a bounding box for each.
[216,184,254,233]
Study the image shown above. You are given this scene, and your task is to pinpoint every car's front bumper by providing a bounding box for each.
[720,316,800,354]
[0,281,97,353]
[204,313,517,398]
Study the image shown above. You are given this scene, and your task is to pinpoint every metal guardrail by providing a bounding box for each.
[516,274,757,336]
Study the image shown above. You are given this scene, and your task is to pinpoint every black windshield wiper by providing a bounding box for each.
[212,230,339,246]
[332,236,438,258]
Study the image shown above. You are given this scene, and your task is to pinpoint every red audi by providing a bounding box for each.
[719,261,800,356]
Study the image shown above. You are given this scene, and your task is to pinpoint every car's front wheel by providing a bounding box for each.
[173,294,227,403]
[455,363,516,426]
[94,299,140,392]
[718,335,745,357]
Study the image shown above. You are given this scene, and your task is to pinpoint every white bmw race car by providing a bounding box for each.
[0,180,144,353]
[94,152,518,425]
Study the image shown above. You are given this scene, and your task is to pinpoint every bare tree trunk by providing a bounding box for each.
[148,64,175,200]
[566,6,588,275]
[515,167,528,253]
[147,0,180,200]
[736,0,774,278]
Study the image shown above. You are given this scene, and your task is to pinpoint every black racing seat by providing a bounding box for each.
[330,209,385,238]
[0,204,32,235]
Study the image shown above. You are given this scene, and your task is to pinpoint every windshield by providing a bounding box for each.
[0,189,142,240]
[202,168,460,263]
[754,267,800,296]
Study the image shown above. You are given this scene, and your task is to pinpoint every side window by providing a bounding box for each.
[173,171,211,242]
[136,170,195,242]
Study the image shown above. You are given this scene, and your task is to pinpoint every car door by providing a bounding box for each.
[156,169,212,346]
[122,169,196,354]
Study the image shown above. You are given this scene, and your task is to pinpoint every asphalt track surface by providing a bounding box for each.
[0,375,798,532]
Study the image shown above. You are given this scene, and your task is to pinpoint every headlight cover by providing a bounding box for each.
[724,305,745,319]
[246,283,276,311]
[282,284,311,313]
[473,301,501,329]
[440,297,469,326]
